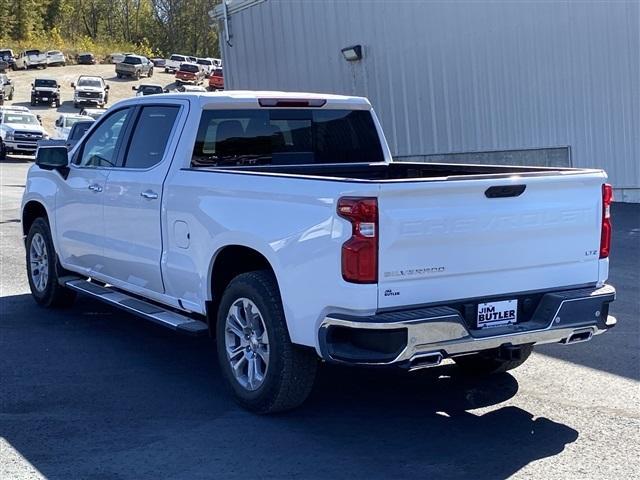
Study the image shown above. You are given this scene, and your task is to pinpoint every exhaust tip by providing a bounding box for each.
[408,352,443,371]
[563,330,594,345]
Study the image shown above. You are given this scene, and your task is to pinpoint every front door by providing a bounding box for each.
[55,107,133,274]
[100,103,182,294]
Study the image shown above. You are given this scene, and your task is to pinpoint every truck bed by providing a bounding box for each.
[197,161,585,182]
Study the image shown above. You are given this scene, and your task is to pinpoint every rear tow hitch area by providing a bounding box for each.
[498,344,527,361]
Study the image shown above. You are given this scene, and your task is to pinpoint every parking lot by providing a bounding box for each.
[0,157,638,479]
[1,64,182,136]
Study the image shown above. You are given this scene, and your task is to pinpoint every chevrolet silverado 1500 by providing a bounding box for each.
[21,91,616,413]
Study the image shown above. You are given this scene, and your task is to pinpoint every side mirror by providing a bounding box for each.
[163,88,169,93]
[55,119,61,127]
[105,84,110,90]
[36,146,69,177]
[6,79,11,84]
[132,86,137,90]
[70,82,75,88]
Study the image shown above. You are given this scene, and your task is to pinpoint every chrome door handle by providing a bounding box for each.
[88,184,103,193]
[140,190,158,200]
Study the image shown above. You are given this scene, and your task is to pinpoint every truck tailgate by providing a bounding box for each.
[377,172,606,309]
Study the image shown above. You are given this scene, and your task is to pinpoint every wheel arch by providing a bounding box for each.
[207,244,280,336]
[22,200,49,238]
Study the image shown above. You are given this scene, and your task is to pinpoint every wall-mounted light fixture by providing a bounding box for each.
[341,45,363,61]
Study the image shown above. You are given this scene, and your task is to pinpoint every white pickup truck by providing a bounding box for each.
[21,91,616,413]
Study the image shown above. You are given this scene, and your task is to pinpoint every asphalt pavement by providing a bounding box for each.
[1,160,638,480]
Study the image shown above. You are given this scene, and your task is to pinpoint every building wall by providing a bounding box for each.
[217,0,640,202]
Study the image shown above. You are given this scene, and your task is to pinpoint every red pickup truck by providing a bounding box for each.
[208,68,224,91]
[175,63,205,85]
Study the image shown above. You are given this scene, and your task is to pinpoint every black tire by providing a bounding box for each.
[454,345,534,375]
[148,67,153,78]
[73,102,79,109]
[26,218,77,308]
[116,73,122,79]
[216,270,318,414]
[30,98,36,106]
[0,141,7,161]
[8,90,13,100]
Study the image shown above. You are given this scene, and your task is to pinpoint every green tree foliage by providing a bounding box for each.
[0,0,220,58]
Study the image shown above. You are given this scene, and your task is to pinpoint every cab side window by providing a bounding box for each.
[75,108,131,167]
[122,106,179,169]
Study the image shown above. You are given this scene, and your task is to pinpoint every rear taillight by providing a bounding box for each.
[600,183,613,258]
[337,197,378,283]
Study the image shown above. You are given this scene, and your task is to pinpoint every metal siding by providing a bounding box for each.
[220,0,640,200]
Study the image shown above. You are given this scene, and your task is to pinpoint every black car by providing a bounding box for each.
[31,78,61,107]
[77,53,96,65]
[0,49,15,70]
[132,84,166,96]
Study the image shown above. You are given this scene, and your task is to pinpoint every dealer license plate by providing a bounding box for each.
[477,299,518,329]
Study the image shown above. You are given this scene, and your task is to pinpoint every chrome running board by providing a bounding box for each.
[64,278,208,335]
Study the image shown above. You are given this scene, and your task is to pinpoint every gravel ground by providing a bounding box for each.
[0,161,639,479]
[1,63,180,137]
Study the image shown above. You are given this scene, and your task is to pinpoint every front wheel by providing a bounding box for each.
[454,345,534,375]
[148,67,153,78]
[216,271,318,414]
[26,218,77,308]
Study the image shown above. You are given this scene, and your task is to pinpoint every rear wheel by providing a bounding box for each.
[0,141,7,161]
[26,218,77,308]
[216,271,318,414]
[454,345,534,375]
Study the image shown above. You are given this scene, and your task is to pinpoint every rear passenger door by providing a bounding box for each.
[100,101,185,294]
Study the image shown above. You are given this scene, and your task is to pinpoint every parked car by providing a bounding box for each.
[77,53,96,65]
[175,63,205,85]
[164,54,189,73]
[30,78,61,107]
[21,91,617,413]
[14,50,48,69]
[0,107,49,159]
[116,55,154,79]
[151,58,166,67]
[45,50,66,66]
[177,84,207,93]
[208,68,224,91]
[71,76,109,108]
[132,84,166,96]
[53,114,87,139]
[109,52,134,64]
[196,58,216,76]
[64,119,94,150]
[0,49,16,70]
[79,108,105,120]
[0,74,14,105]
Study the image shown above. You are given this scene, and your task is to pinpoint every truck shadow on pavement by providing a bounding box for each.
[0,294,578,480]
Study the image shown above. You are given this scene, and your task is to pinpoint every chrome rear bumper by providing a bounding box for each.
[319,284,616,368]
